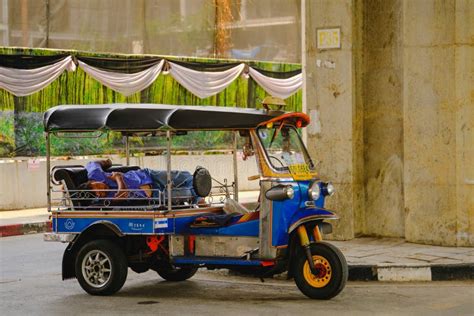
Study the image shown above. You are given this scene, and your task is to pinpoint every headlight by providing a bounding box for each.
[326,182,335,196]
[308,182,321,200]
[285,185,295,199]
[266,184,295,201]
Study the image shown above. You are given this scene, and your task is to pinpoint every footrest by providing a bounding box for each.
[190,214,235,228]
[172,256,268,266]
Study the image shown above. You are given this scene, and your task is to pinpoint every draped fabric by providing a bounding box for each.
[77,56,162,73]
[168,61,245,99]
[169,60,242,72]
[78,59,164,96]
[248,67,302,99]
[0,54,70,69]
[0,56,76,97]
[0,54,303,99]
[251,67,301,79]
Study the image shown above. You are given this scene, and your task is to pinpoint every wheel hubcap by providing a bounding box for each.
[303,255,332,288]
[81,250,112,288]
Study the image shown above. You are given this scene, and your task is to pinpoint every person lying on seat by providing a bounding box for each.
[78,159,199,204]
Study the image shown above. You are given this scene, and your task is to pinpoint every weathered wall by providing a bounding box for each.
[304,0,473,245]
[402,0,474,246]
[363,0,405,237]
[304,0,364,240]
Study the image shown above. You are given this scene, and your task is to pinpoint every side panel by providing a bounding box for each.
[259,180,276,259]
[54,217,154,234]
[170,235,259,258]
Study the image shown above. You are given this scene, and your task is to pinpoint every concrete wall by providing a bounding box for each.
[0,154,259,210]
[304,0,473,245]
[363,0,405,238]
[402,0,474,246]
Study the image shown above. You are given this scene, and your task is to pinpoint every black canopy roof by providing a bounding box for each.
[43,104,286,132]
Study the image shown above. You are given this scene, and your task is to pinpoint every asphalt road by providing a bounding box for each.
[1,234,473,316]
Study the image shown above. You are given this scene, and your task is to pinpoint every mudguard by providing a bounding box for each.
[288,208,338,234]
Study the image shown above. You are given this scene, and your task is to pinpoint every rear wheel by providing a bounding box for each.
[155,263,198,281]
[75,239,128,296]
[293,242,348,300]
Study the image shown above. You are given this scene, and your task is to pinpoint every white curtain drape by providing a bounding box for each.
[0,56,76,97]
[0,56,303,99]
[168,62,245,99]
[248,67,302,99]
[78,59,164,96]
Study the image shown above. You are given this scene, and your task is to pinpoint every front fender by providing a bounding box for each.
[288,208,338,234]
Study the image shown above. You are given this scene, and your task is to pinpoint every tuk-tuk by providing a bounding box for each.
[43,103,347,299]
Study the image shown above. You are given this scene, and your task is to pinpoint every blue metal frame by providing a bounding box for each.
[52,180,335,248]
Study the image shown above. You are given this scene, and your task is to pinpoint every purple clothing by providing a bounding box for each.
[85,162,153,198]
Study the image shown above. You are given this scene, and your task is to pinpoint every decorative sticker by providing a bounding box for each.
[154,218,168,229]
[288,163,313,181]
[64,218,75,230]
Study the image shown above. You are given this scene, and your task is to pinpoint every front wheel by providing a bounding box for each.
[293,242,348,300]
[75,239,128,296]
[155,263,198,282]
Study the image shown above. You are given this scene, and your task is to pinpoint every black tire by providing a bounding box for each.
[293,242,348,300]
[155,263,198,282]
[75,239,128,296]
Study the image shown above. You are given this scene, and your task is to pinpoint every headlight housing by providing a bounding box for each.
[308,182,321,200]
[326,182,335,196]
[265,184,294,201]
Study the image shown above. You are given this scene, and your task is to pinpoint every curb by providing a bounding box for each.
[0,221,50,237]
[349,264,474,281]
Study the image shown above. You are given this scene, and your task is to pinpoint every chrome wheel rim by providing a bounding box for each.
[81,250,112,288]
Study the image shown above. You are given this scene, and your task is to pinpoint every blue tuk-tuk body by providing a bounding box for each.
[44,104,347,299]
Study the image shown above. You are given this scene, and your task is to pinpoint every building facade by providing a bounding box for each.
[1,0,472,246]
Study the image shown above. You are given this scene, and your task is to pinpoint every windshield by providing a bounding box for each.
[257,126,314,171]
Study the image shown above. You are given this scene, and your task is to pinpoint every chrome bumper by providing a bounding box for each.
[43,232,76,243]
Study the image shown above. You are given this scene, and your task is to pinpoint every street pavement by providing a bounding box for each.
[1,234,473,315]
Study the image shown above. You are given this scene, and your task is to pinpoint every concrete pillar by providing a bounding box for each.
[363,0,405,237]
[304,0,364,240]
[402,0,474,246]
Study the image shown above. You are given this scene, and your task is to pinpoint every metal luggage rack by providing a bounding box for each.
[51,180,235,212]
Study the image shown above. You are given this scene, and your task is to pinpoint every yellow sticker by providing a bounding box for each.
[288,163,313,180]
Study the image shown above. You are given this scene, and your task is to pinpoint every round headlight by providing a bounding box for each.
[308,182,321,200]
[285,185,295,199]
[326,182,335,196]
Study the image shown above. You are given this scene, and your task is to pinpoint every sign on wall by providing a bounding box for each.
[316,27,341,50]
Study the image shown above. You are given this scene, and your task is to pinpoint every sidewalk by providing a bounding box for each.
[1,204,472,282]
[0,208,50,237]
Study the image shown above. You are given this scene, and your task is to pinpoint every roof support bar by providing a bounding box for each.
[124,135,130,166]
[166,130,172,212]
[46,132,51,211]
[233,131,239,202]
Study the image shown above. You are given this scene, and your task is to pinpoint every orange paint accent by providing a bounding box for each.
[146,235,165,254]
[303,255,332,288]
[313,225,323,242]
[259,112,310,128]
[261,261,275,267]
[297,225,310,246]
[237,211,260,223]
[189,235,196,254]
